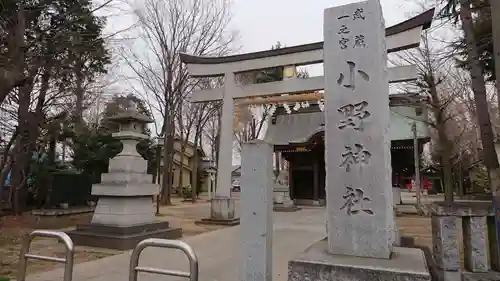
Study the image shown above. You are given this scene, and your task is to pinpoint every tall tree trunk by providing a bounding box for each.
[191,110,204,203]
[36,63,52,115]
[153,145,161,184]
[74,61,85,134]
[0,128,19,199]
[191,140,200,203]
[0,9,26,105]
[213,109,223,192]
[166,123,175,200]
[459,0,500,196]
[161,112,174,205]
[12,81,34,214]
[430,80,454,202]
[215,110,222,162]
[492,0,500,119]
[32,63,52,208]
[210,116,218,161]
[177,104,185,196]
[161,131,170,204]
[178,144,186,196]
[62,141,66,164]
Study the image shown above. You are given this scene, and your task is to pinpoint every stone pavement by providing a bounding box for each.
[398,191,443,214]
[26,207,326,281]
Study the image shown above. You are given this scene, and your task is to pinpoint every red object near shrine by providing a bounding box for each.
[406,178,432,191]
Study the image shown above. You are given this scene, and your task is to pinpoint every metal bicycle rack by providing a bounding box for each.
[129,238,199,281]
[17,230,75,281]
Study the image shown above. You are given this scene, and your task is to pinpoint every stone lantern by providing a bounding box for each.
[68,105,181,250]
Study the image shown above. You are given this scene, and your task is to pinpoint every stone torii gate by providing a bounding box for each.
[180,8,434,225]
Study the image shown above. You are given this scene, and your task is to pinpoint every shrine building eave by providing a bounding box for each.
[179,8,434,69]
[264,101,430,147]
[269,93,426,118]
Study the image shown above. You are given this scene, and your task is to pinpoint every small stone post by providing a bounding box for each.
[240,140,274,281]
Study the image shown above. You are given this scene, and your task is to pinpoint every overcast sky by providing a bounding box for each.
[101,0,426,64]
[231,0,421,53]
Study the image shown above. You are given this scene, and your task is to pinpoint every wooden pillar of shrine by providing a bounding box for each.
[289,161,295,200]
[313,160,319,203]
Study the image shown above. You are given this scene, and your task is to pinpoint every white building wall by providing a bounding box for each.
[389,106,429,141]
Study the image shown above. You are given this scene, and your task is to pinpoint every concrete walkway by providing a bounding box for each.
[27,208,326,281]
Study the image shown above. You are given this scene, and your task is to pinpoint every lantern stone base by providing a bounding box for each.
[273,185,299,212]
[288,238,430,281]
[67,221,182,251]
[195,197,240,226]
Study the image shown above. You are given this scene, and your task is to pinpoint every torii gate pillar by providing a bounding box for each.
[197,72,240,226]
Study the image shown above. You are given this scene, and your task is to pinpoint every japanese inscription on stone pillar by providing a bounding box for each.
[324,0,393,259]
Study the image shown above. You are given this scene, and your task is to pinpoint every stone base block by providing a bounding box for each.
[195,217,240,226]
[273,203,301,212]
[67,221,182,250]
[437,270,461,281]
[194,197,240,225]
[210,197,236,220]
[462,272,500,281]
[288,239,431,281]
[91,197,156,226]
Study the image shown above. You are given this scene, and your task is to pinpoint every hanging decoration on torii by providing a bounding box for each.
[233,91,324,130]
[233,65,325,131]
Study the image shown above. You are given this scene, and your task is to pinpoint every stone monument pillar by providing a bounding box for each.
[288,1,430,280]
[323,0,394,258]
[68,105,181,250]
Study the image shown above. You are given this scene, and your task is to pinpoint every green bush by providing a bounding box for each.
[48,172,93,206]
[0,276,10,281]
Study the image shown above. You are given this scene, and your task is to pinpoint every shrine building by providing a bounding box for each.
[260,9,434,206]
[264,93,429,206]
